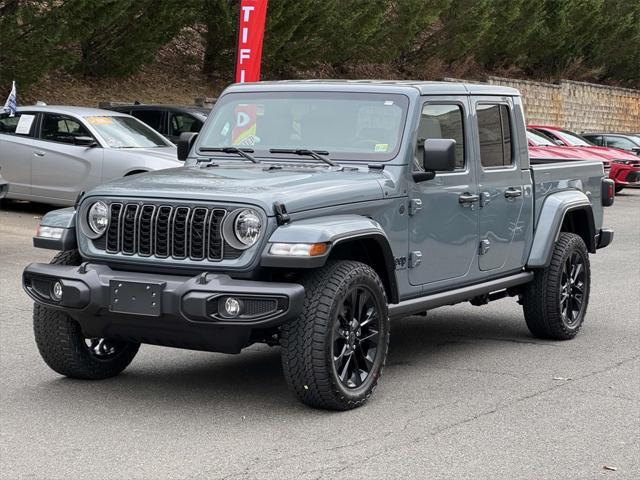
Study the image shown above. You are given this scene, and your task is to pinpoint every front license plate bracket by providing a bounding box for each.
[109,280,164,316]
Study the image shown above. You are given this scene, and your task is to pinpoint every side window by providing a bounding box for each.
[169,113,201,137]
[477,104,512,168]
[131,110,165,133]
[415,104,465,171]
[40,113,92,144]
[0,112,36,136]
[606,136,633,150]
[587,135,603,146]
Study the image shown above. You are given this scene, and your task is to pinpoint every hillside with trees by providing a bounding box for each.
[1,0,638,105]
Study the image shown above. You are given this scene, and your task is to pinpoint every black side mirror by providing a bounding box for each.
[413,138,457,182]
[177,132,198,161]
[74,136,98,147]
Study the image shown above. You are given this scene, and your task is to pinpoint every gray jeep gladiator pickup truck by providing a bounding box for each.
[23,81,615,410]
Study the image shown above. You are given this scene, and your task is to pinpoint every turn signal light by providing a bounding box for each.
[269,242,328,257]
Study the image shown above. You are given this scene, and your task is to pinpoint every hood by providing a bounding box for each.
[580,146,640,161]
[108,146,178,162]
[85,164,387,214]
[528,145,582,159]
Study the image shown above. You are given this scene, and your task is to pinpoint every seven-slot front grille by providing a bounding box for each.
[100,202,235,261]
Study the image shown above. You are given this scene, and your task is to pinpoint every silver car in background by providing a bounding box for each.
[0,106,180,206]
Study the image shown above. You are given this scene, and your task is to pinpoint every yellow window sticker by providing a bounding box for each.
[86,116,113,125]
[374,143,389,152]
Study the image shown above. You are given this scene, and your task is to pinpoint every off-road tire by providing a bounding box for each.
[522,233,591,340]
[33,250,139,379]
[281,260,390,410]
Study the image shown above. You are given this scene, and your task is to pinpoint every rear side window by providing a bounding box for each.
[415,104,465,170]
[131,110,165,133]
[606,136,635,150]
[0,112,36,136]
[477,104,512,168]
[585,135,603,146]
[169,113,202,137]
[40,113,92,144]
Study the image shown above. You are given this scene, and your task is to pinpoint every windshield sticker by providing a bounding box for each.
[374,143,389,152]
[15,114,35,135]
[384,100,394,106]
[232,104,258,146]
[86,116,113,125]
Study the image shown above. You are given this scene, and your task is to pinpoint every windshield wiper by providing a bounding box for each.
[198,146,260,164]
[269,148,338,167]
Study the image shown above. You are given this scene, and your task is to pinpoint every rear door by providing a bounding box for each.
[168,112,202,143]
[130,109,167,136]
[31,113,103,203]
[473,98,525,272]
[0,111,39,196]
[408,97,479,287]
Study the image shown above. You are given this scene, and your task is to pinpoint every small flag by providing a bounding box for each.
[3,81,17,117]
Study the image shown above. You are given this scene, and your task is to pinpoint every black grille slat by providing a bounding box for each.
[154,206,173,258]
[189,208,209,260]
[137,205,156,256]
[208,209,226,261]
[94,202,240,262]
[121,204,140,254]
[106,203,123,253]
[171,207,190,259]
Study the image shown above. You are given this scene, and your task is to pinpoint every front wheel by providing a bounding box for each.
[521,233,591,340]
[281,261,390,410]
[33,250,140,379]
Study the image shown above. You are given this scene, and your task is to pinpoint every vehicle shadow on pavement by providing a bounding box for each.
[0,199,60,216]
[29,309,537,412]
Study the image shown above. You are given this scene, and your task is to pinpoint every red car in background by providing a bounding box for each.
[528,126,640,192]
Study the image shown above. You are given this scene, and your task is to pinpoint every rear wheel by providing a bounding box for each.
[521,233,590,340]
[281,261,390,410]
[33,250,139,379]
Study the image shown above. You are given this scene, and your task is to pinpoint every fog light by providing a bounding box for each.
[224,297,241,317]
[51,281,63,301]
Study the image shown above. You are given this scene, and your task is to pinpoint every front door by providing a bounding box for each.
[409,98,479,287]
[31,113,103,203]
[473,99,525,271]
[0,111,38,195]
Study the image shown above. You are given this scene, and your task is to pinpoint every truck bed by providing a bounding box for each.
[530,159,606,230]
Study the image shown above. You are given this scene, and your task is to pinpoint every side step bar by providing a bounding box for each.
[388,272,534,320]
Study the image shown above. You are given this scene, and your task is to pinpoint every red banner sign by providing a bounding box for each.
[235,0,268,83]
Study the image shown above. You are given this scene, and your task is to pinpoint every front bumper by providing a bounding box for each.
[0,179,7,199]
[23,263,304,353]
[611,166,640,187]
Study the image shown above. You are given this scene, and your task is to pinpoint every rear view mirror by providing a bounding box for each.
[177,132,198,161]
[413,139,456,182]
[424,138,456,171]
[74,136,97,147]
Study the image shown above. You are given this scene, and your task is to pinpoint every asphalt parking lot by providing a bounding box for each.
[1,191,639,480]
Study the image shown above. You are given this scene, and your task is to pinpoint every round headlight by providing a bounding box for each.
[234,209,262,247]
[87,201,109,236]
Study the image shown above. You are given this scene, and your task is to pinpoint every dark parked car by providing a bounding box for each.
[582,133,640,156]
[106,104,211,143]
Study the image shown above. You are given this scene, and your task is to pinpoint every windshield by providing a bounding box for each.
[527,130,555,146]
[196,92,409,161]
[558,129,594,147]
[85,116,169,148]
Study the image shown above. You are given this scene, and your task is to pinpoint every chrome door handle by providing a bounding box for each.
[459,193,479,205]
[33,151,45,157]
[505,187,522,199]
